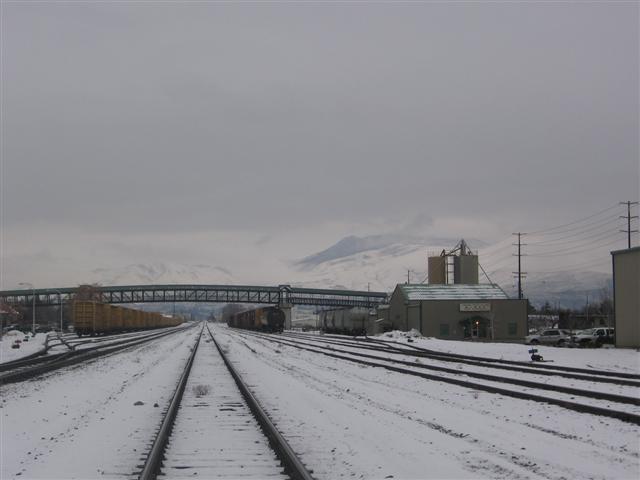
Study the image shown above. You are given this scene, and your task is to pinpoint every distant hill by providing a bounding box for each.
[85,236,612,311]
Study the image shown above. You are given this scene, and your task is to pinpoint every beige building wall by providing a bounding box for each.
[387,285,527,341]
[613,247,640,348]
[389,286,409,330]
[419,299,526,341]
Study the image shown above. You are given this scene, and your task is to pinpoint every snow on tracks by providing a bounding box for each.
[1,327,199,479]
[157,327,288,479]
[216,326,640,480]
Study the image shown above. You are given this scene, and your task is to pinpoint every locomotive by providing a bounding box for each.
[227,307,285,333]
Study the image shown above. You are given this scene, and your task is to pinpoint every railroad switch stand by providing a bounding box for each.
[528,348,543,362]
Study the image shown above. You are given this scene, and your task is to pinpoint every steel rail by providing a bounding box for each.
[232,330,640,426]
[1,328,181,373]
[370,337,640,380]
[281,332,640,387]
[207,325,315,480]
[138,326,203,480]
[0,326,193,385]
[0,350,73,373]
[274,335,640,405]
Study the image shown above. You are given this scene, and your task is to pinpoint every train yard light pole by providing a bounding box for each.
[54,289,64,333]
[18,282,36,335]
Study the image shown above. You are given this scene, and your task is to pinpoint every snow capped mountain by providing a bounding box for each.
[291,235,612,308]
[296,234,487,269]
[296,234,425,269]
[84,236,612,309]
[292,234,488,292]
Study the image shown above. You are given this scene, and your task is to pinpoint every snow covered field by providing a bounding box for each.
[1,328,199,478]
[215,326,639,479]
[0,331,49,363]
[2,324,638,479]
[374,331,640,374]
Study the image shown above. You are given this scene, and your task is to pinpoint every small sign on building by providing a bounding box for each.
[459,302,491,312]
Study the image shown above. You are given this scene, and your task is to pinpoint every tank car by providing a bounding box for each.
[319,307,370,336]
[228,306,285,333]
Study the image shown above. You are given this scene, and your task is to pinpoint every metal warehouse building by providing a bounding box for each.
[612,246,640,348]
[386,283,527,341]
[382,240,527,341]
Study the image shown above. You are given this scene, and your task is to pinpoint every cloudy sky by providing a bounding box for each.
[2,1,638,289]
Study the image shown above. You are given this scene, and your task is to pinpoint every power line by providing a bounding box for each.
[512,232,526,300]
[526,236,623,258]
[526,230,623,255]
[526,210,623,239]
[479,249,514,265]
[525,203,621,236]
[475,236,514,255]
[620,201,639,249]
[525,216,622,245]
[527,257,610,275]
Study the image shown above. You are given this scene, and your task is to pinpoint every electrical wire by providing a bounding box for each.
[526,257,611,275]
[527,234,624,258]
[525,216,623,245]
[526,230,623,254]
[525,203,621,236]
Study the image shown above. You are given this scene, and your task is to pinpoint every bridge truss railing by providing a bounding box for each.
[0,284,389,309]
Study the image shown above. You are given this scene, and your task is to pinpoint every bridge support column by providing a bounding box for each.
[279,304,293,330]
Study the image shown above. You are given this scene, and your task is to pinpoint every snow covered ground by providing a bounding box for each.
[2,323,638,479]
[373,330,640,374]
[0,331,49,363]
[1,327,199,479]
[214,325,640,479]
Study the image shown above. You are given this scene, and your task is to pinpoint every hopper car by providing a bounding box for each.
[227,307,285,333]
[72,301,182,336]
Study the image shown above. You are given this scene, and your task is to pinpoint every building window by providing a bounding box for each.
[508,322,517,335]
[440,324,450,336]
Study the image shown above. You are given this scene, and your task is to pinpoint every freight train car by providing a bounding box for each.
[228,307,285,333]
[319,307,371,336]
[72,301,182,336]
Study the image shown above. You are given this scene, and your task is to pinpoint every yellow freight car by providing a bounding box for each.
[72,301,182,336]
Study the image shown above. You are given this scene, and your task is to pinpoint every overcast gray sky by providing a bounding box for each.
[1,1,638,288]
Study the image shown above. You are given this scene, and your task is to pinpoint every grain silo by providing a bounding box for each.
[454,254,479,284]
[428,255,447,284]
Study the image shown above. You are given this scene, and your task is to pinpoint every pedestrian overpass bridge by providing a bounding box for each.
[0,284,388,309]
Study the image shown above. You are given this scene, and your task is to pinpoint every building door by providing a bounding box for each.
[471,317,489,338]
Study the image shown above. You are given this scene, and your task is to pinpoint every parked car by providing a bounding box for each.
[525,329,572,346]
[571,327,615,347]
[11,341,20,349]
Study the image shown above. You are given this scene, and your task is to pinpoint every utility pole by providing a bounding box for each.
[620,201,639,248]
[407,270,410,284]
[512,233,527,300]
[586,294,590,327]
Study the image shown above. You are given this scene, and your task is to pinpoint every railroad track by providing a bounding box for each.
[0,325,194,385]
[282,331,640,386]
[230,329,640,425]
[137,324,313,480]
